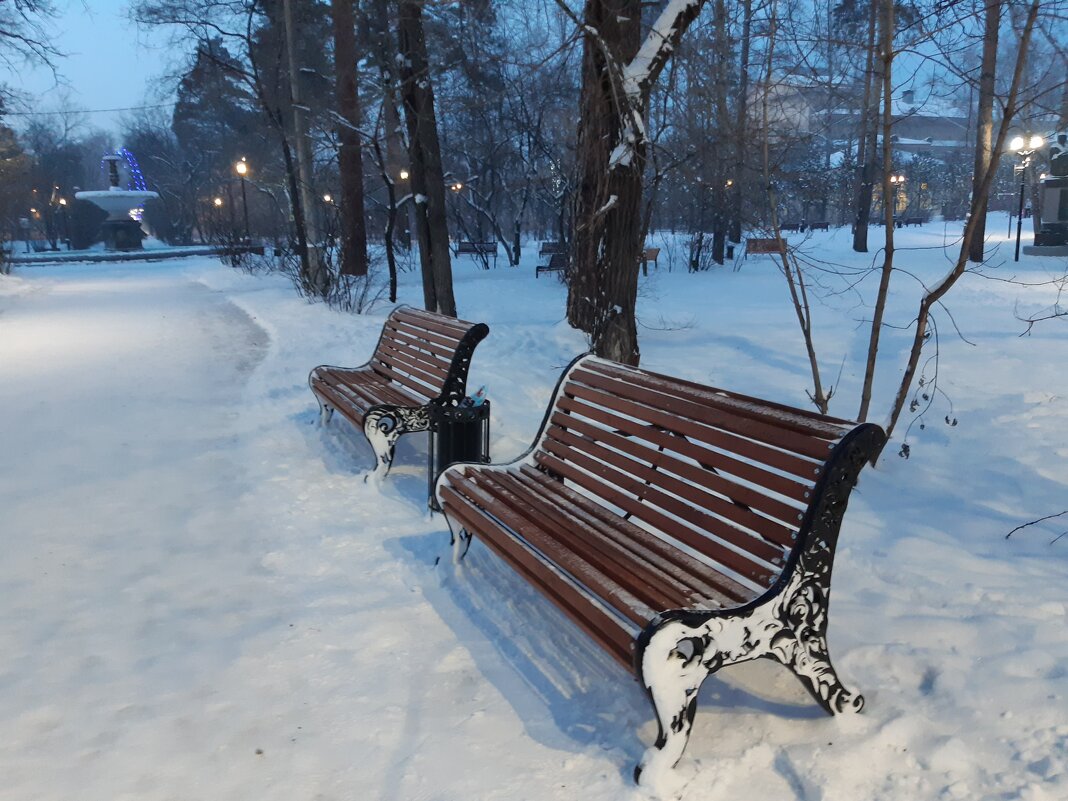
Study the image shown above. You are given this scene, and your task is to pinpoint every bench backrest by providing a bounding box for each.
[642,247,660,261]
[542,253,567,270]
[747,237,787,254]
[539,241,562,255]
[371,306,489,407]
[530,356,884,598]
[457,241,497,254]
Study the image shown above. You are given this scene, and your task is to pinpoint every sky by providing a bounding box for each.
[10,0,177,134]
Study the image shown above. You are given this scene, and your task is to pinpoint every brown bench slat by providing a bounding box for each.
[541,429,788,568]
[311,381,370,424]
[369,361,440,401]
[315,368,421,410]
[380,324,457,361]
[393,308,472,340]
[374,343,451,390]
[472,469,698,613]
[387,317,466,351]
[440,488,634,666]
[535,449,778,589]
[393,305,473,332]
[375,339,452,384]
[445,474,656,625]
[515,466,751,607]
[562,382,821,482]
[548,412,800,545]
[554,396,811,515]
[585,359,851,440]
[570,367,833,461]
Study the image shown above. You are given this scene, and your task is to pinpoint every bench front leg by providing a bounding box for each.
[635,617,716,785]
[363,405,430,479]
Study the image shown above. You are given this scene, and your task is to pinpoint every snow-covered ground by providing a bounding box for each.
[1,217,1065,800]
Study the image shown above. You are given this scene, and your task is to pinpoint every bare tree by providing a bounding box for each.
[397,0,456,316]
[562,0,710,365]
[330,0,368,277]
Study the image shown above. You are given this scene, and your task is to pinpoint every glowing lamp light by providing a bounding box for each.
[213,197,223,207]
[451,182,464,192]
[235,159,248,177]
[58,198,67,206]
[1009,135,1025,152]
[323,193,333,203]
[399,169,410,180]
[1028,134,1044,151]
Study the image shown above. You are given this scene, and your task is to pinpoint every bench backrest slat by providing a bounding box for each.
[368,307,486,404]
[533,356,857,593]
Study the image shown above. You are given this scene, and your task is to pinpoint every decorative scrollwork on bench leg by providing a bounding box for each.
[363,405,430,479]
[635,569,864,783]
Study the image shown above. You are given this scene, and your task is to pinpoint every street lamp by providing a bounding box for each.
[889,174,906,223]
[399,169,410,181]
[451,182,464,193]
[1009,133,1044,262]
[213,197,224,207]
[234,158,251,243]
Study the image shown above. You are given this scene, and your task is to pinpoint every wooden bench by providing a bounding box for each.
[536,251,567,278]
[808,221,831,231]
[435,355,885,782]
[309,306,489,478]
[640,246,660,275]
[538,240,562,257]
[780,221,804,232]
[745,237,787,258]
[902,216,925,227]
[456,241,498,268]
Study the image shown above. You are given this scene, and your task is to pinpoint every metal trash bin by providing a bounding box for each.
[427,399,491,510]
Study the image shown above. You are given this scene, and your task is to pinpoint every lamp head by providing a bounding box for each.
[1028,134,1044,151]
[399,169,410,180]
[213,197,223,207]
[235,160,248,176]
[1009,135,1025,152]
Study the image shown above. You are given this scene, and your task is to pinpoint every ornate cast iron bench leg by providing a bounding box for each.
[636,558,864,782]
[362,404,431,479]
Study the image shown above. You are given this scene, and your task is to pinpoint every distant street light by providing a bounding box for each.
[1009,133,1044,261]
[451,182,464,192]
[234,158,250,243]
[889,174,906,220]
[213,197,224,207]
[399,169,410,181]
[323,193,333,203]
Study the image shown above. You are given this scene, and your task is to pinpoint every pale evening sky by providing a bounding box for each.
[11,0,178,134]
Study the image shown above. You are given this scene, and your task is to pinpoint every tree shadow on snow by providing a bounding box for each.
[386,530,825,784]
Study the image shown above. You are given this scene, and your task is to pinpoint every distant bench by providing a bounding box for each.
[640,246,660,275]
[808,221,830,231]
[745,237,787,258]
[456,241,498,267]
[536,252,567,278]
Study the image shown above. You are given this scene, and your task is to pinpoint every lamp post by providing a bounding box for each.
[889,174,906,225]
[234,158,251,243]
[1009,134,1044,262]
[58,197,70,250]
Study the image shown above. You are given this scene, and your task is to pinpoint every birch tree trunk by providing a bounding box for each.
[968,0,1000,264]
[397,0,457,317]
[331,0,368,277]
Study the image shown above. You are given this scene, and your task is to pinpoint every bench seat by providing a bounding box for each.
[436,355,885,782]
[310,306,489,477]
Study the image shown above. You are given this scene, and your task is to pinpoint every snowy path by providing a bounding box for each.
[0,267,281,798]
